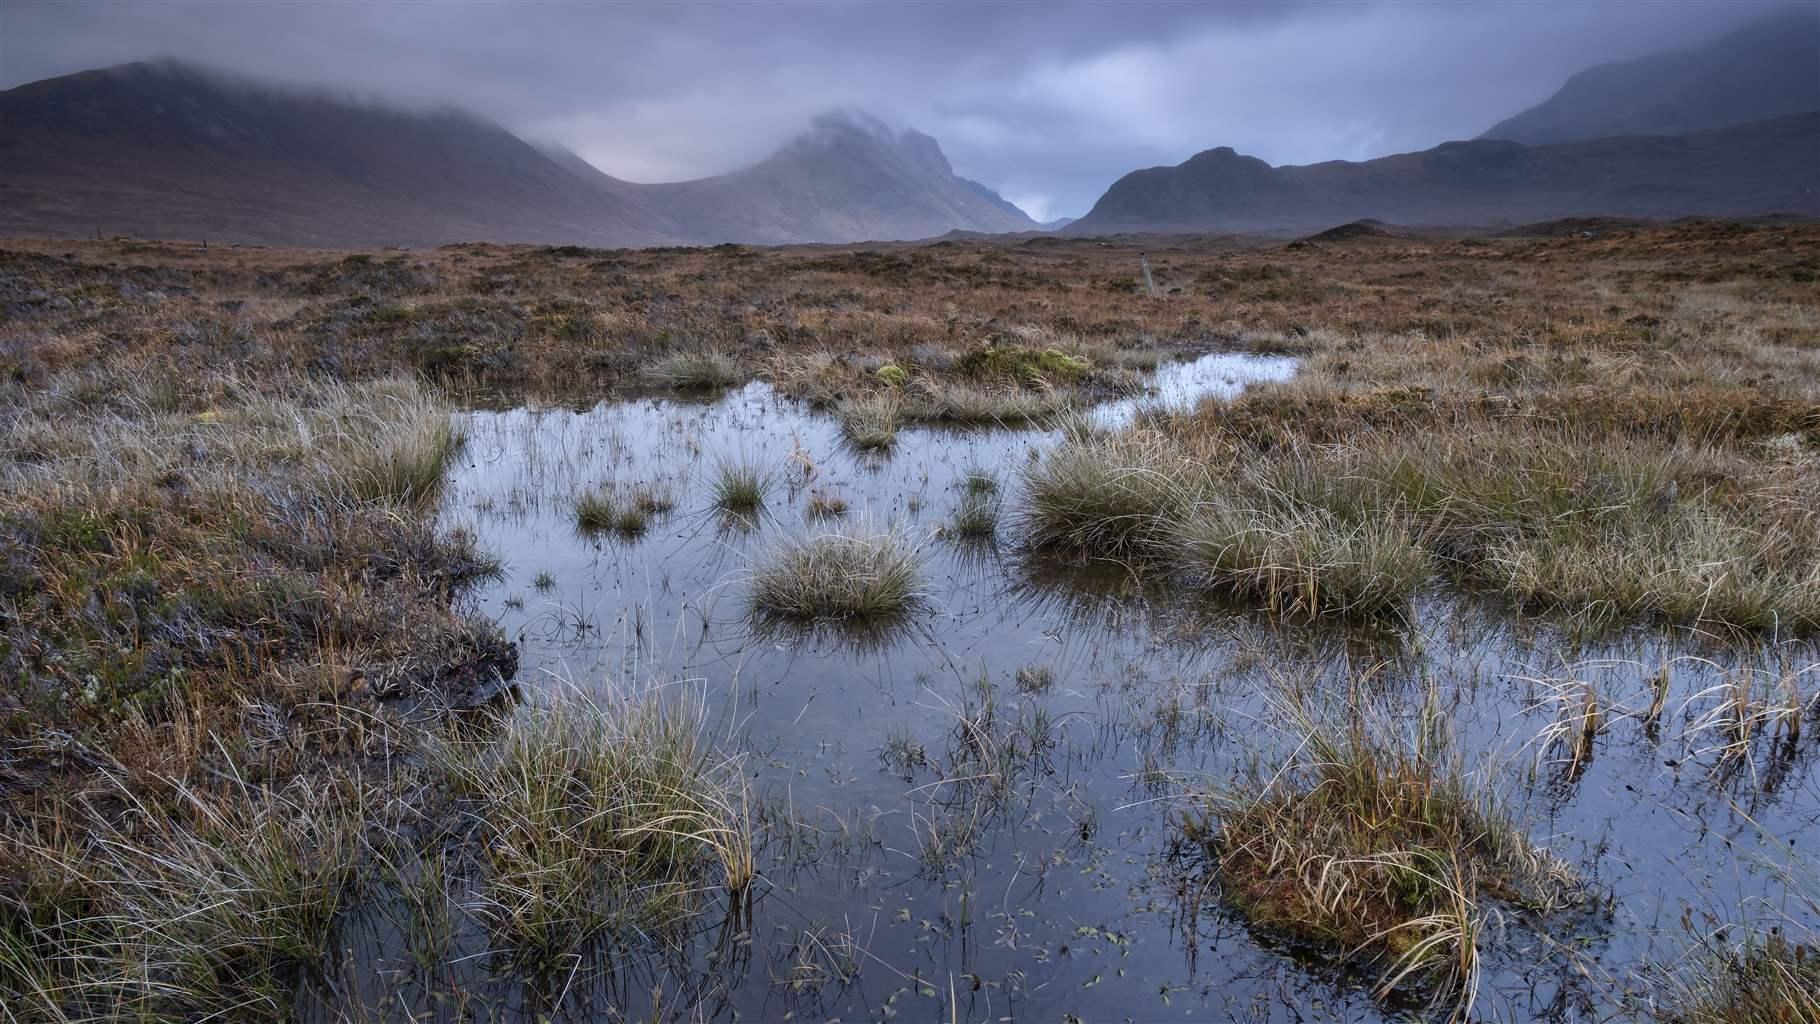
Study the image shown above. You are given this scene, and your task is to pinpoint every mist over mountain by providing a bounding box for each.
[1482,7,1820,145]
[0,61,683,248]
[640,113,1036,245]
[1,7,1815,249]
[0,62,1034,248]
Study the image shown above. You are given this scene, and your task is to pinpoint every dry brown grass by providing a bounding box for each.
[1015,245,1820,632]
[1180,685,1582,1019]
[1,221,1816,1013]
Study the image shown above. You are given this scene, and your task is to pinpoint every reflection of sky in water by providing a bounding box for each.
[316,355,1820,1023]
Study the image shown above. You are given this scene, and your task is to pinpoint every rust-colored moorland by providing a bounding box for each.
[2,222,1817,1021]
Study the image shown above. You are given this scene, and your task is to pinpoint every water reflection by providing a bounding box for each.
[305,353,1820,1023]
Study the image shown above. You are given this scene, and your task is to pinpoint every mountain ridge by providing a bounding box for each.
[0,61,1036,248]
[1064,113,1820,236]
[1481,7,1820,145]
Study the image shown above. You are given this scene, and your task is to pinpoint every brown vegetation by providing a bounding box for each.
[1,220,1816,1016]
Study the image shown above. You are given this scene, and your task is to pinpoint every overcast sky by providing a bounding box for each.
[0,1,1789,221]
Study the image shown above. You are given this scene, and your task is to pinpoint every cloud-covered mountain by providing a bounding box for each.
[1477,5,1820,146]
[1481,7,1820,145]
[641,113,1037,245]
[0,62,1034,248]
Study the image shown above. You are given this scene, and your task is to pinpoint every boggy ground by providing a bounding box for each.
[1,221,1818,1021]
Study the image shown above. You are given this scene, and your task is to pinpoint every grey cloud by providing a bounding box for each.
[0,0,1780,220]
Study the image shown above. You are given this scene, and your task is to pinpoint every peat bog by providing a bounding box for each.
[1,226,1817,1022]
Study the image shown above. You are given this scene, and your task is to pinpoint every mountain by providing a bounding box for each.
[641,113,1036,245]
[1065,113,1820,236]
[1483,7,1820,145]
[0,61,683,248]
[0,62,1034,248]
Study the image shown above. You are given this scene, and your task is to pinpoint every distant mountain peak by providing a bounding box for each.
[780,111,958,179]
[0,64,1034,247]
[1482,6,1820,144]
[1067,113,1820,235]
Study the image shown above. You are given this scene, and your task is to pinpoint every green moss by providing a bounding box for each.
[953,346,1089,386]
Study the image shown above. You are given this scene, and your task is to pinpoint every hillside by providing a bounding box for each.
[1065,113,1820,236]
[0,61,681,248]
[1482,7,1820,145]
[0,62,1034,248]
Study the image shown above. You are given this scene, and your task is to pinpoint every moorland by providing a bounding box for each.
[2,220,1817,1022]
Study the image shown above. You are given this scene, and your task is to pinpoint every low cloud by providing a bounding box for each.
[2,0,1775,218]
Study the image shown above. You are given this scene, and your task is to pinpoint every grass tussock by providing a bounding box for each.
[645,349,743,390]
[574,480,675,538]
[431,685,753,961]
[1182,691,1580,1016]
[943,490,1001,542]
[1016,429,1201,555]
[711,457,772,523]
[836,392,903,450]
[0,776,363,1022]
[767,340,1138,428]
[1172,502,1427,619]
[1661,938,1820,1024]
[1019,379,1820,630]
[748,528,925,627]
[804,488,849,521]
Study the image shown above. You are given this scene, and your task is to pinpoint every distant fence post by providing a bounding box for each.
[1139,253,1158,297]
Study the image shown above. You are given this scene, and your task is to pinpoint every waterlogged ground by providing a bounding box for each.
[320,353,1818,1023]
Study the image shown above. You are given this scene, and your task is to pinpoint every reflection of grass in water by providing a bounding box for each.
[1014,664,1056,694]
[910,673,1068,876]
[1652,827,1819,1024]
